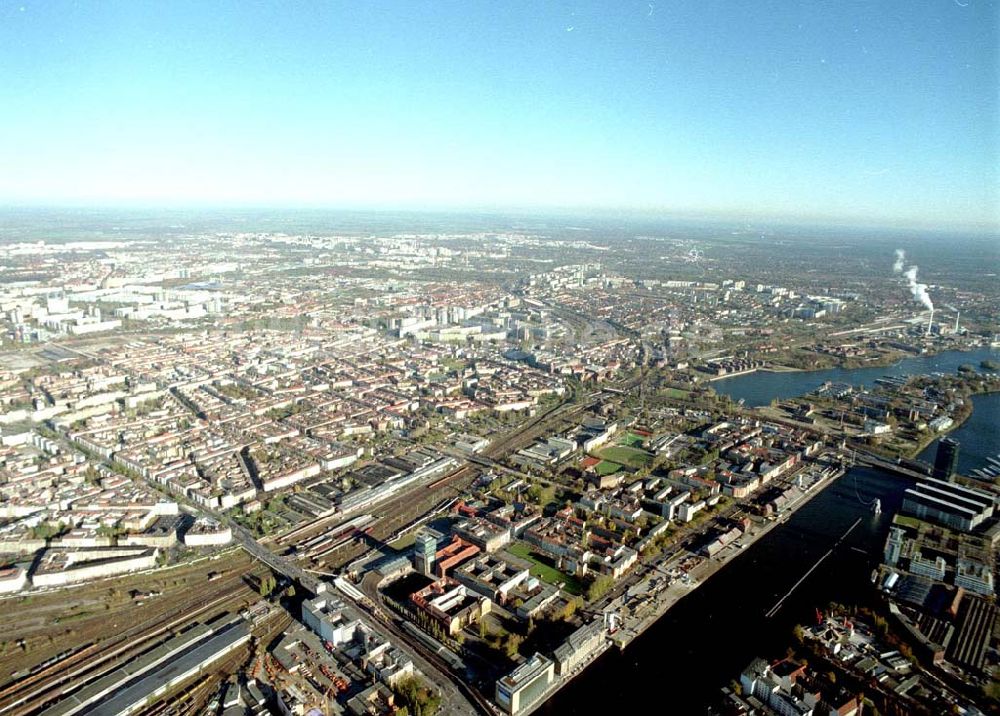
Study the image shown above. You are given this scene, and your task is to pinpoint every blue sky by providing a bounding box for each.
[0,1,996,229]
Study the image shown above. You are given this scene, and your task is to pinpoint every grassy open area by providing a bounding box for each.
[594,459,623,476]
[662,388,690,399]
[389,531,418,550]
[619,432,646,448]
[599,445,653,468]
[506,542,584,596]
[440,357,468,372]
[892,514,927,531]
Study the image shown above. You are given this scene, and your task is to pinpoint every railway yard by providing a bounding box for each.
[0,383,606,716]
[0,552,268,715]
[274,387,604,574]
[3,355,994,716]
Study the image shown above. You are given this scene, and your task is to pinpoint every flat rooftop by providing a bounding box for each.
[498,653,553,690]
[903,490,977,518]
[83,622,249,716]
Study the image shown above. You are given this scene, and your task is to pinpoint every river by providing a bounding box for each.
[918,392,1000,478]
[544,349,999,714]
[710,346,999,407]
[540,466,902,714]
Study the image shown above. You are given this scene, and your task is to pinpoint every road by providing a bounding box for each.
[850,449,929,481]
[230,522,321,594]
[209,376,643,714]
[223,516,486,714]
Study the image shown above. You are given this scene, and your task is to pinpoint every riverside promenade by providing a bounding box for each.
[518,464,846,716]
[609,465,845,650]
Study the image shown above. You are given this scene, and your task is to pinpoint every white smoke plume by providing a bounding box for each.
[892,249,905,273]
[903,264,934,311]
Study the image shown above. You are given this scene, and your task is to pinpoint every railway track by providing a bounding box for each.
[141,645,247,716]
[276,388,597,549]
[141,612,291,716]
[282,391,606,574]
[4,376,626,715]
[0,572,254,716]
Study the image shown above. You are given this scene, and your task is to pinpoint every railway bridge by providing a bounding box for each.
[229,522,322,594]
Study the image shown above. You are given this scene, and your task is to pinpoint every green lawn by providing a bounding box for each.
[619,432,646,448]
[506,542,584,596]
[389,531,418,550]
[440,358,467,372]
[891,514,924,531]
[594,460,623,476]
[599,445,653,468]
[662,388,690,399]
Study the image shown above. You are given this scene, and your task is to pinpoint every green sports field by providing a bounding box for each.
[506,541,584,595]
[594,460,623,476]
[599,445,653,468]
[619,432,646,448]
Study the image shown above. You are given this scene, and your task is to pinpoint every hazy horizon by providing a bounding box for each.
[1,2,997,230]
[1,203,997,240]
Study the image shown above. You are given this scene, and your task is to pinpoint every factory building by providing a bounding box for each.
[410,577,491,635]
[552,620,607,676]
[42,621,250,716]
[413,527,443,576]
[955,558,995,597]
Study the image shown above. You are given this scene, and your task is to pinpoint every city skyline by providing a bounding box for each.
[1,1,997,230]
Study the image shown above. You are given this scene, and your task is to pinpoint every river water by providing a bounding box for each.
[540,466,899,714]
[918,392,1000,478]
[710,346,999,407]
[544,348,999,714]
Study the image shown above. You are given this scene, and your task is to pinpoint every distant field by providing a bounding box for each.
[506,542,584,595]
[599,445,653,468]
[594,460,623,476]
[662,388,690,399]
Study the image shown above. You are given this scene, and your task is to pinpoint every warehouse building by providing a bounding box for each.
[553,620,607,676]
[901,478,994,532]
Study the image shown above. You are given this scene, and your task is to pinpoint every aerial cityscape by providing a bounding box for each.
[0,3,997,716]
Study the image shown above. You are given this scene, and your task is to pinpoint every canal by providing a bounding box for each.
[544,350,999,713]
